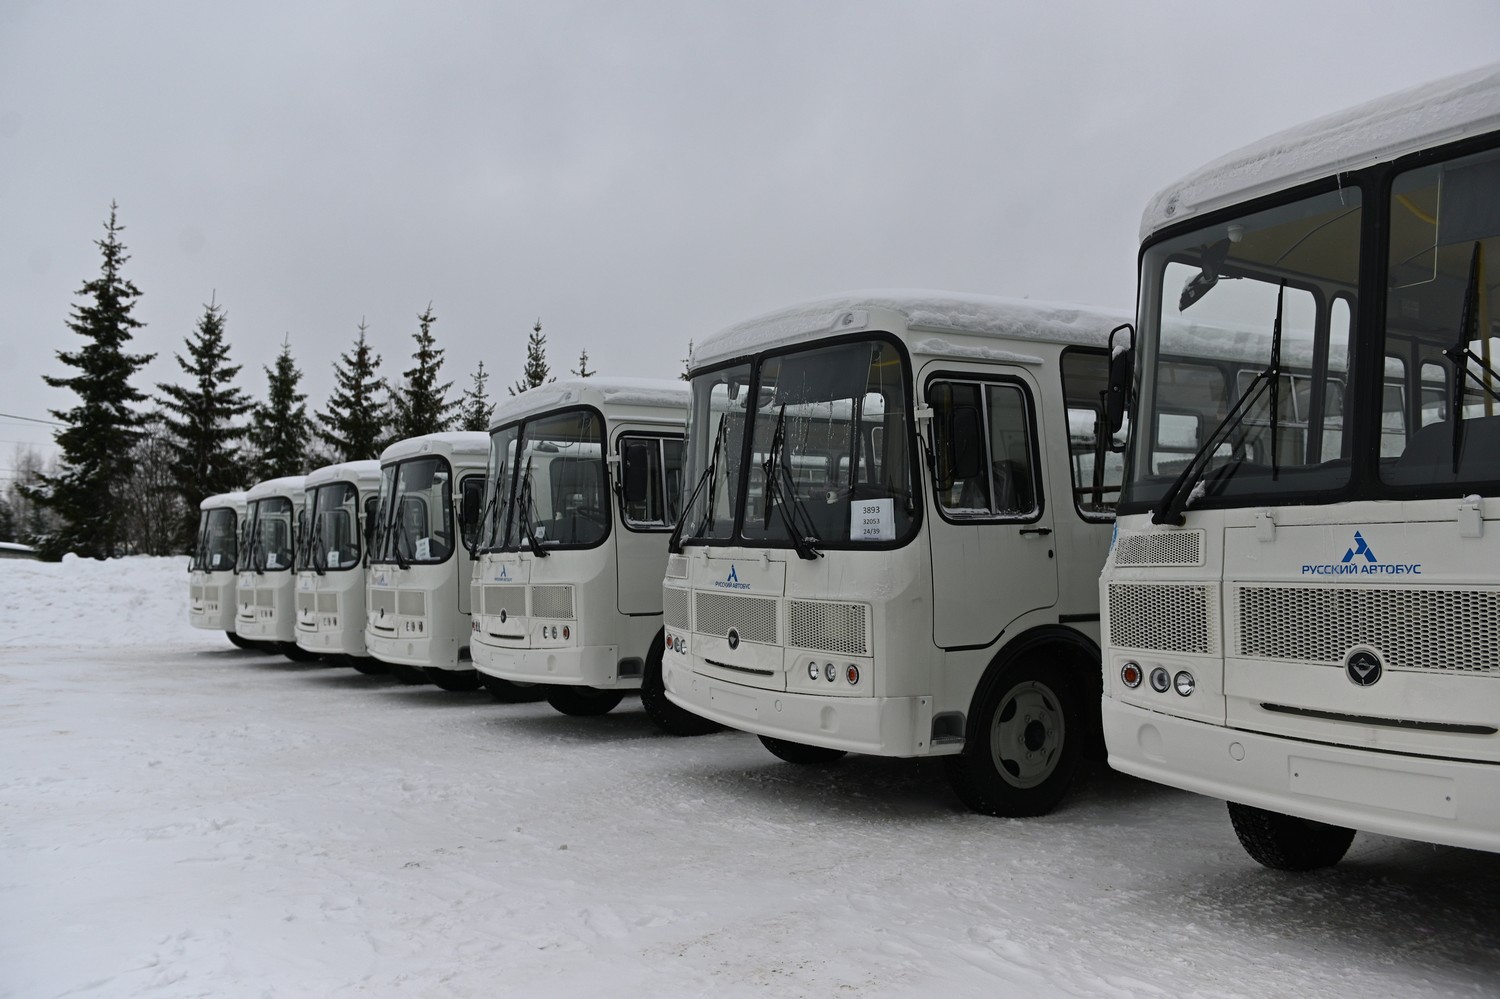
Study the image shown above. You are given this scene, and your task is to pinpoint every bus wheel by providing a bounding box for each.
[480,675,548,703]
[347,656,387,675]
[641,636,723,736]
[759,735,847,765]
[279,642,321,663]
[387,662,429,685]
[425,667,482,691]
[225,631,256,650]
[946,661,1080,817]
[1227,802,1355,871]
[545,685,625,716]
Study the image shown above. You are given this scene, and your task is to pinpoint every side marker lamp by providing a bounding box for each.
[1120,661,1142,688]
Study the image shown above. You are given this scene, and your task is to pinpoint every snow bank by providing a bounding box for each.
[0,553,207,648]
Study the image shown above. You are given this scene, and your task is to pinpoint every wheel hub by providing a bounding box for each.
[990,680,1065,789]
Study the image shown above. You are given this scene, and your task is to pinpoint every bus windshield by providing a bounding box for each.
[372,457,455,565]
[680,337,916,550]
[480,409,608,552]
[238,496,296,572]
[301,481,362,572]
[191,507,238,572]
[1126,142,1500,516]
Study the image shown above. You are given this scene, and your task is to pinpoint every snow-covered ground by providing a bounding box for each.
[2,558,1498,998]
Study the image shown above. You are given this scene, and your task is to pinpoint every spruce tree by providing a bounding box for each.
[509,319,555,395]
[157,296,253,550]
[391,304,458,438]
[316,319,390,461]
[572,348,595,379]
[458,360,496,432]
[247,337,311,481]
[27,202,155,559]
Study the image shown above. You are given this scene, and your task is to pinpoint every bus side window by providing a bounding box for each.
[929,379,1039,519]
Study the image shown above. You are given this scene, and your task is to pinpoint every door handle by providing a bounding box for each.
[1019,527,1053,536]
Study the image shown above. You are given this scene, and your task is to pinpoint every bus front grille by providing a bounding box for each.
[1237,585,1500,674]
[1108,582,1215,655]
[663,587,689,631]
[531,585,574,620]
[484,585,526,618]
[695,592,777,645]
[788,600,868,656]
[1114,530,1203,567]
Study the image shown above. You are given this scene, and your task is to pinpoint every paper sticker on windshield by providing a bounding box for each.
[267,553,279,569]
[328,548,340,566]
[852,498,894,542]
[212,554,222,567]
[416,537,431,560]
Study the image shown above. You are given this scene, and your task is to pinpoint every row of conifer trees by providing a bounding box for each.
[14,203,593,560]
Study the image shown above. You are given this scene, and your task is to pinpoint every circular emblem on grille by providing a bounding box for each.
[727,628,740,651]
[499,609,507,624]
[1345,648,1383,687]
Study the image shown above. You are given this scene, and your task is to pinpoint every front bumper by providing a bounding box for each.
[471,641,629,688]
[1103,698,1500,854]
[662,658,943,756]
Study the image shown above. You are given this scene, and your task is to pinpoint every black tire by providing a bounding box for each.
[1227,802,1356,871]
[640,634,723,736]
[347,656,387,675]
[479,674,548,703]
[387,662,430,685]
[944,660,1081,817]
[426,667,483,692]
[545,685,626,716]
[225,631,257,650]
[758,735,847,765]
[279,642,322,663]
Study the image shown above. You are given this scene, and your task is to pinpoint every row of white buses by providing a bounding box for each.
[186,64,1498,870]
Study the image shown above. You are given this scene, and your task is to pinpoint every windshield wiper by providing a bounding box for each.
[468,474,503,557]
[385,511,411,569]
[669,416,731,554]
[761,404,821,560]
[518,457,550,558]
[1152,281,1286,526]
[1442,242,1500,474]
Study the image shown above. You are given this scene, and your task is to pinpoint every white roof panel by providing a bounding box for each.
[1142,62,1500,240]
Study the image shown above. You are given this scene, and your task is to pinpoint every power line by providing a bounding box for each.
[0,411,63,427]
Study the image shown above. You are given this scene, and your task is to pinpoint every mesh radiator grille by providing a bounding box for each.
[1108,582,1215,654]
[1114,531,1203,567]
[531,585,575,620]
[665,555,689,578]
[397,590,426,617]
[190,584,204,601]
[788,600,868,656]
[203,585,220,603]
[663,587,689,631]
[256,589,275,609]
[695,592,777,645]
[1237,586,1500,674]
[317,592,339,614]
[484,585,527,617]
[296,591,316,613]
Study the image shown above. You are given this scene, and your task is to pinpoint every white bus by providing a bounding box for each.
[365,433,489,689]
[469,378,711,727]
[188,490,251,647]
[294,460,383,670]
[1099,64,1500,868]
[235,476,314,660]
[662,293,1131,815]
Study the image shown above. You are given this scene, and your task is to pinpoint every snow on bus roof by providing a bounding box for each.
[378,431,490,463]
[198,491,248,511]
[692,291,1131,369]
[304,459,382,489]
[246,476,307,500]
[488,377,690,430]
[1142,62,1500,240]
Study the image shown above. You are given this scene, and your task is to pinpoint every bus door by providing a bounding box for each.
[614,432,684,615]
[924,364,1058,649]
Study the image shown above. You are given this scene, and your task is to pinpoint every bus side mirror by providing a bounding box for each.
[1105,323,1134,441]
[948,406,984,482]
[621,443,651,504]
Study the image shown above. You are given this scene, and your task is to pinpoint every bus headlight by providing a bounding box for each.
[1174,671,1196,697]
[1149,667,1171,693]
[808,661,819,681]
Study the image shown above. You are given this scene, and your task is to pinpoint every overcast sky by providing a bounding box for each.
[3,1,1498,484]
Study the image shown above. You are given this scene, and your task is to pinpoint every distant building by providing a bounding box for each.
[0,542,39,560]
